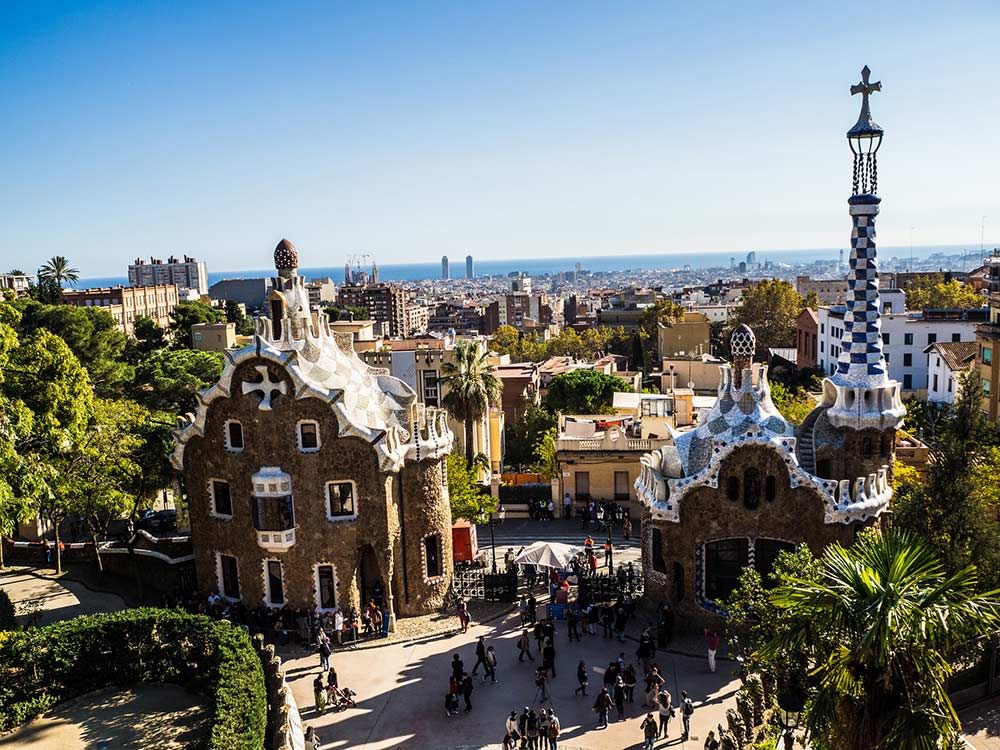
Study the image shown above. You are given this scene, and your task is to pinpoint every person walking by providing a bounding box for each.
[546,708,561,750]
[624,664,637,703]
[534,621,546,652]
[680,690,695,740]
[472,636,488,676]
[318,636,332,671]
[461,672,474,712]
[542,638,556,678]
[622,512,632,541]
[575,660,589,696]
[604,539,613,570]
[452,654,465,683]
[641,712,659,750]
[705,628,721,673]
[613,676,626,720]
[457,599,470,633]
[704,729,720,750]
[527,594,537,625]
[535,667,550,701]
[313,673,326,713]
[519,595,530,626]
[656,689,673,738]
[517,629,535,662]
[484,645,498,683]
[593,688,612,728]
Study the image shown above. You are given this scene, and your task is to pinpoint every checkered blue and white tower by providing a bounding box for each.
[822,66,905,431]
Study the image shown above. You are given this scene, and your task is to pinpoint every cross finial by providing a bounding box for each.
[847,65,883,138]
[851,65,881,99]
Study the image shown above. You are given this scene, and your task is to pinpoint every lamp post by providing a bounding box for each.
[489,514,497,573]
[776,681,806,750]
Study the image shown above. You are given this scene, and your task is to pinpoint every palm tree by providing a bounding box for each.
[37,256,80,287]
[759,529,1000,750]
[439,341,501,468]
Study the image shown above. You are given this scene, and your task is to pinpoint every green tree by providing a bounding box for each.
[728,279,807,356]
[894,370,1000,588]
[132,315,167,354]
[758,529,1000,750]
[543,369,632,415]
[530,427,557,479]
[132,348,225,414]
[37,256,79,287]
[27,277,62,304]
[904,275,984,310]
[638,299,686,371]
[224,300,255,336]
[768,381,815,425]
[503,406,557,470]
[439,341,501,467]
[15,301,132,397]
[168,301,224,348]
[446,452,496,524]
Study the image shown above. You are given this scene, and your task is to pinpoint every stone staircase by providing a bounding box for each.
[796,408,821,474]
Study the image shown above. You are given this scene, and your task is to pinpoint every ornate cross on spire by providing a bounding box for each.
[848,65,883,138]
[242,365,287,410]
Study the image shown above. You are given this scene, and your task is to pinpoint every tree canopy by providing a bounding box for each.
[132,348,225,414]
[488,324,632,365]
[543,369,632,415]
[904,274,985,310]
[37,256,79,287]
[728,279,808,356]
[446,452,496,524]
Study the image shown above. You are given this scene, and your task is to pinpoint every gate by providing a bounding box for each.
[452,568,519,602]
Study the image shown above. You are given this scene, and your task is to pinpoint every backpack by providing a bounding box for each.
[682,698,694,717]
[549,718,560,738]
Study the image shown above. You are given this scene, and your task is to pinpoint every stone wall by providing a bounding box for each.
[396,458,453,616]
[253,635,305,750]
[643,443,861,628]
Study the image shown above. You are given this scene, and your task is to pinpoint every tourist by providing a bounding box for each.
[588,551,598,574]
[305,726,321,750]
[622,512,632,540]
[614,676,626,720]
[604,539,613,569]
[547,499,555,521]
[601,605,614,639]
[318,635,332,671]
[517,629,534,662]
[461,671,474,712]
[542,638,556,678]
[575,660,589,695]
[334,609,344,645]
[371,606,383,636]
[705,628,721,673]
[566,605,581,641]
[641,713,658,750]
[534,620,546,652]
[593,687,612,728]
[624,664,637,703]
[506,709,520,739]
[546,708,561,750]
[518,707,530,743]
[471,635,488,676]
[704,729,720,750]
[538,708,550,747]
[636,632,653,675]
[526,708,539,749]
[563,492,572,519]
[313,673,326,713]
[643,666,663,706]
[457,599,471,633]
[452,653,465,683]
[585,603,597,635]
[656,689,673,738]
[519,594,530,626]
[527,594,537,624]
[681,690,695,740]
[484,645,498,683]
[326,666,338,695]
[657,602,674,646]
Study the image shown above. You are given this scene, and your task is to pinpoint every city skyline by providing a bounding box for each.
[2,2,998,276]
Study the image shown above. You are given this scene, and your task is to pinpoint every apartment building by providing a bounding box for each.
[62,284,179,335]
[129,255,208,296]
[337,283,408,338]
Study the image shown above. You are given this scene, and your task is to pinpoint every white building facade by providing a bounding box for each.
[924,341,976,405]
[129,255,209,296]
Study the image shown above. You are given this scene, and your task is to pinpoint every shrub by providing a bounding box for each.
[0,589,15,631]
[0,608,266,749]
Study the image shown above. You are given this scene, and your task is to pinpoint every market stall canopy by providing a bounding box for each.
[513,541,582,569]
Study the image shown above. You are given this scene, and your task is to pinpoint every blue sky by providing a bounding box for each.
[1,1,997,276]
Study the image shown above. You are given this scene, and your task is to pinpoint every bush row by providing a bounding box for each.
[0,589,14,631]
[0,608,266,750]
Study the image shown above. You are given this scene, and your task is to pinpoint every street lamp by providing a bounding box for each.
[776,681,806,750]
[489,513,497,573]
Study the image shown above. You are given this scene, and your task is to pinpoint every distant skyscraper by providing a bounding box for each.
[746,251,757,267]
[442,256,449,280]
[344,262,351,284]
[466,255,474,279]
[372,260,379,284]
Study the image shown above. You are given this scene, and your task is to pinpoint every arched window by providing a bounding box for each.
[651,528,667,573]
[743,468,761,510]
[424,534,442,579]
[672,562,685,602]
[726,476,740,502]
[862,437,874,458]
[765,475,776,503]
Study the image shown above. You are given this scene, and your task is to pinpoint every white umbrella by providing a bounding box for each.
[513,541,582,569]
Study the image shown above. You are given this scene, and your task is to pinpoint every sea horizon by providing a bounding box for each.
[75,243,994,289]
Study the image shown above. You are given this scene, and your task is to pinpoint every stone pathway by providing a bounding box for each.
[281,609,739,750]
[0,684,210,750]
[962,696,1000,750]
[0,567,125,626]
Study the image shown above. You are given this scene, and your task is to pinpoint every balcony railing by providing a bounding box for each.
[555,434,672,453]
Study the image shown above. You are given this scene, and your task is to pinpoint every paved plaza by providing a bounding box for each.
[0,567,126,626]
[281,609,739,750]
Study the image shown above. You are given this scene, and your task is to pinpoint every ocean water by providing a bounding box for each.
[77,244,988,289]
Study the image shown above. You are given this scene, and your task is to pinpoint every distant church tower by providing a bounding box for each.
[810,65,905,483]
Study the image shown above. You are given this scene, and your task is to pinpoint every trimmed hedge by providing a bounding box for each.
[0,608,266,750]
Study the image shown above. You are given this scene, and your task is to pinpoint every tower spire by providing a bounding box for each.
[821,66,904,431]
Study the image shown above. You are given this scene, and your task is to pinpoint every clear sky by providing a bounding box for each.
[1,1,997,277]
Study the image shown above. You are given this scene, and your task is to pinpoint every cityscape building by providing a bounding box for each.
[61,284,179,335]
[441,256,449,280]
[465,255,474,279]
[129,255,208,296]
